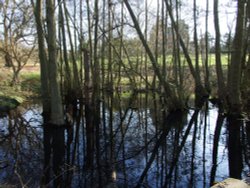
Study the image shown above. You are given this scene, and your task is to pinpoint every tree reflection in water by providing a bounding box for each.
[0,94,250,187]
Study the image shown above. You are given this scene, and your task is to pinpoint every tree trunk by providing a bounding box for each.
[58,0,72,92]
[204,0,211,92]
[165,0,208,106]
[194,0,202,106]
[45,0,65,186]
[124,0,183,111]
[46,0,64,125]
[241,0,250,113]
[31,0,50,122]
[63,3,80,90]
[213,0,226,105]
[3,0,12,67]
[228,0,246,114]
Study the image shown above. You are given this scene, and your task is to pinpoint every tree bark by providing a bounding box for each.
[46,0,64,125]
[63,3,80,90]
[58,0,72,92]
[31,0,50,122]
[213,0,226,105]
[228,0,246,114]
[204,0,211,92]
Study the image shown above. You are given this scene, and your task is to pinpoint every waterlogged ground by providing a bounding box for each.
[0,95,249,188]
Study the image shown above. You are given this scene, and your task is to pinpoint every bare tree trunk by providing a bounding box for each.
[152,0,160,90]
[107,0,114,91]
[63,3,80,90]
[161,0,167,81]
[46,0,64,125]
[204,0,211,92]
[46,5,65,185]
[58,0,72,92]
[93,0,102,185]
[241,0,250,112]
[86,0,93,73]
[144,0,149,90]
[3,0,12,67]
[124,0,183,111]
[213,0,226,105]
[165,0,208,106]
[31,0,50,121]
[117,1,124,88]
[242,20,250,112]
[228,0,246,114]
[84,49,94,169]
[31,0,51,185]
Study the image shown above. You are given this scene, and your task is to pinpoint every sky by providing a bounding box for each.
[147,0,237,38]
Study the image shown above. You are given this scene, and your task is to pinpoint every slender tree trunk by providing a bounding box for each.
[124,0,183,111]
[107,0,114,91]
[242,24,250,111]
[193,0,203,105]
[3,0,12,67]
[214,0,226,105]
[152,0,160,90]
[117,1,124,88]
[79,0,84,84]
[84,49,94,169]
[101,0,106,91]
[93,0,102,185]
[204,0,211,92]
[165,0,208,106]
[144,0,149,90]
[161,0,167,82]
[58,0,72,92]
[63,3,80,90]
[86,0,93,73]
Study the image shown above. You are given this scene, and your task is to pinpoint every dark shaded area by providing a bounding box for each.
[0,96,20,116]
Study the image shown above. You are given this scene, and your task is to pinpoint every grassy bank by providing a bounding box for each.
[0,65,41,105]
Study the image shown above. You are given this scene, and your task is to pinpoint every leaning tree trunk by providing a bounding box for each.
[228,0,246,115]
[63,3,80,90]
[124,0,183,112]
[165,0,208,107]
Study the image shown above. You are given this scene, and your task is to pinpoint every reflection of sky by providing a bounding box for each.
[113,103,230,187]
[0,102,247,187]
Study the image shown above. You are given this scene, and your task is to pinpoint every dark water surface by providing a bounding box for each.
[0,93,249,188]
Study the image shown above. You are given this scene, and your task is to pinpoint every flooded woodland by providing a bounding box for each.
[0,0,250,187]
[0,91,250,187]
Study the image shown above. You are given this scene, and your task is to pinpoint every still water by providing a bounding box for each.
[0,93,249,188]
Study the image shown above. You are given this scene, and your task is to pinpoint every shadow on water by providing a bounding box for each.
[0,93,250,187]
